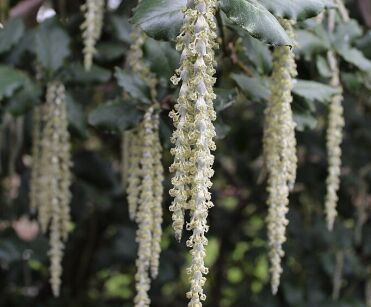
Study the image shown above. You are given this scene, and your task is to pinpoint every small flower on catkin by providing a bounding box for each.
[81,0,105,71]
[325,50,344,231]
[263,19,297,295]
[33,81,72,297]
[170,0,218,305]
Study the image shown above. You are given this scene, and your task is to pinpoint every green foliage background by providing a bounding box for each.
[0,0,371,306]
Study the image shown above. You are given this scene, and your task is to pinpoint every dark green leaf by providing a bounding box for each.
[88,99,143,132]
[316,55,332,78]
[95,43,125,61]
[220,0,291,46]
[33,22,70,72]
[0,17,25,54]
[110,15,132,44]
[239,35,272,73]
[66,93,88,137]
[260,0,331,21]
[115,68,150,103]
[6,79,41,116]
[230,73,270,101]
[214,88,237,112]
[144,38,180,80]
[0,65,26,100]
[336,46,371,73]
[293,79,340,103]
[292,98,317,130]
[62,63,112,83]
[131,0,186,41]
[295,30,330,59]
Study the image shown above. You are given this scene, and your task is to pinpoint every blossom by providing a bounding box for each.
[263,19,297,295]
[170,0,218,305]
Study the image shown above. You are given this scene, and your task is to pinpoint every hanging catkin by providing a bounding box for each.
[81,0,105,71]
[134,108,155,306]
[121,17,164,307]
[324,6,347,231]
[30,107,42,212]
[263,19,297,295]
[33,81,72,296]
[169,0,218,305]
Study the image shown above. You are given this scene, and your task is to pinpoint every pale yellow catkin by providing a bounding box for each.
[30,107,42,212]
[37,81,72,297]
[134,108,155,307]
[324,9,346,231]
[169,0,218,305]
[150,112,163,279]
[263,19,297,295]
[81,0,105,71]
[123,19,164,307]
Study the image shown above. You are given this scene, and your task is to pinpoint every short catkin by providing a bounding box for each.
[81,0,105,71]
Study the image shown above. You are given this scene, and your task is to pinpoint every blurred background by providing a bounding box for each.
[0,0,370,306]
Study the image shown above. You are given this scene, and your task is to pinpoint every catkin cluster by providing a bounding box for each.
[169,0,218,305]
[125,108,163,307]
[81,0,105,70]
[120,19,164,307]
[325,51,344,231]
[263,19,297,295]
[30,81,72,297]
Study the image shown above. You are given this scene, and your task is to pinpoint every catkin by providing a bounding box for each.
[81,0,105,71]
[263,19,297,295]
[134,108,155,306]
[122,18,164,307]
[170,0,218,305]
[324,7,346,231]
[150,112,164,279]
[35,81,72,296]
[30,107,42,212]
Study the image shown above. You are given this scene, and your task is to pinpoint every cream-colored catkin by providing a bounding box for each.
[81,0,105,71]
[134,108,155,307]
[38,81,72,297]
[150,112,163,279]
[324,9,346,231]
[263,19,297,295]
[126,129,142,220]
[30,107,42,212]
[122,9,164,305]
[324,60,344,230]
[121,131,131,191]
[170,0,218,305]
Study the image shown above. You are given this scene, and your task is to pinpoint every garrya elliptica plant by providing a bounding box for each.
[81,0,105,71]
[30,81,72,296]
[263,19,297,295]
[324,1,348,231]
[169,0,218,305]
[122,23,164,306]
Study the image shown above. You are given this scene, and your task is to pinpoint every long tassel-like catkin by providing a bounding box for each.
[35,81,72,296]
[122,14,164,306]
[170,0,218,305]
[324,8,346,231]
[263,19,297,295]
